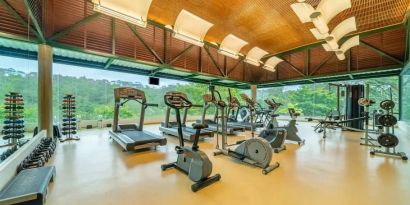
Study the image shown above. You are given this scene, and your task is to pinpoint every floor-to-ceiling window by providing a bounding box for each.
[52,63,246,128]
[0,55,38,158]
[402,74,410,122]
[257,76,399,120]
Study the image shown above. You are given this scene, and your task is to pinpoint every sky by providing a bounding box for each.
[0,55,187,87]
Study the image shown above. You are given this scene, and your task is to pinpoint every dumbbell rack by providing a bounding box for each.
[60,94,79,142]
[1,92,25,148]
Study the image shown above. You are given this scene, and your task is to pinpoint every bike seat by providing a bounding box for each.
[270,114,279,117]
[192,123,208,129]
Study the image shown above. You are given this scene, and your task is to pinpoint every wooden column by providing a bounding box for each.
[251,84,257,101]
[38,44,53,137]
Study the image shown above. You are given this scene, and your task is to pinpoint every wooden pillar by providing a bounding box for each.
[251,84,257,101]
[38,44,53,137]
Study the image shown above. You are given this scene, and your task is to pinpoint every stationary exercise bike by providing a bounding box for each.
[161,92,221,192]
[210,85,279,175]
[240,94,287,153]
[264,98,305,145]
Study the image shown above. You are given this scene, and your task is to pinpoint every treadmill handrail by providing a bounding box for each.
[145,103,159,107]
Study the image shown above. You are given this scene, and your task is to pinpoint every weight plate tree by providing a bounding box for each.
[60,94,79,142]
[1,92,25,148]
[370,100,407,160]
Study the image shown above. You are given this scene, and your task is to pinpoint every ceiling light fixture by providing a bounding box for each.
[92,0,152,28]
[170,9,213,47]
[218,34,248,59]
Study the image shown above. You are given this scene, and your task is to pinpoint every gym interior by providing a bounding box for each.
[0,0,409,204]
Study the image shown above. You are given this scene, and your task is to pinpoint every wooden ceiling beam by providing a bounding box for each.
[227,58,244,76]
[360,40,404,65]
[282,59,305,77]
[204,46,225,77]
[23,0,45,42]
[0,0,39,41]
[262,24,405,61]
[49,13,101,41]
[168,45,194,65]
[309,54,334,76]
[127,23,164,64]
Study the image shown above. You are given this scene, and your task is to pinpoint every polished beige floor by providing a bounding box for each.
[46,122,410,205]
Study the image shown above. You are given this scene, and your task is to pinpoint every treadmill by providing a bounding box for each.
[159,91,214,141]
[199,92,245,135]
[109,87,167,151]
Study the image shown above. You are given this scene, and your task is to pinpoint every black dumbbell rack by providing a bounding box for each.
[60,94,79,142]
[17,138,56,173]
[1,92,25,148]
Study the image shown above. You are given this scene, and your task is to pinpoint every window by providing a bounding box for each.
[52,63,245,127]
[257,76,399,119]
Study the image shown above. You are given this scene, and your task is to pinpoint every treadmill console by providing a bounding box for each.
[114,87,146,101]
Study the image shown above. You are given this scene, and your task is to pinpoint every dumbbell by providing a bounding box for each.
[0,146,16,160]
[62,131,77,135]
[4,102,24,106]
[3,125,25,129]
[3,119,24,124]
[37,143,55,155]
[3,129,25,135]
[41,137,56,145]
[22,157,44,167]
[41,138,56,148]
[2,134,25,140]
[40,141,56,153]
[63,118,76,122]
[39,141,56,152]
[4,105,24,109]
[5,93,22,97]
[17,160,44,173]
[32,146,52,159]
[62,122,77,126]
[5,98,24,102]
[0,153,7,161]
[26,152,47,163]
[62,127,76,131]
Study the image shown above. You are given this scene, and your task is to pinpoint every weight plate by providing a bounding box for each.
[378,114,397,127]
[377,133,399,148]
[243,138,272,168]
[380,100,395,110]
[358,98,369,106]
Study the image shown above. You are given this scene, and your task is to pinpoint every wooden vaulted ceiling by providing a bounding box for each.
[0,0,409,87]
[149,0,410,54]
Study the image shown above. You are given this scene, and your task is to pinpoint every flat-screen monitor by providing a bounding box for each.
[149,77,160,85]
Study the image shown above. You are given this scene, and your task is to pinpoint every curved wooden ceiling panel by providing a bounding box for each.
[148,0,410,55]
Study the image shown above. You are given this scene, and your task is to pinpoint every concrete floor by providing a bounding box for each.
[46,122,410,205]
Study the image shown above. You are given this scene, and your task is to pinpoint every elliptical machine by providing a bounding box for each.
[241,94,287,153]
[161,92,221,192]
[210,85,279,175]
[264,98,305,145]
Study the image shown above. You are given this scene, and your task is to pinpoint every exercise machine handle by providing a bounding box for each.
[164,94,192,109]
[145,103,159,107]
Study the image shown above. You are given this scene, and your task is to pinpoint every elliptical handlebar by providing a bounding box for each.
[209,85,226,108]
[240,93,255,108]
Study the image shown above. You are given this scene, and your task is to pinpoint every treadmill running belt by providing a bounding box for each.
[121,131,163,145]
